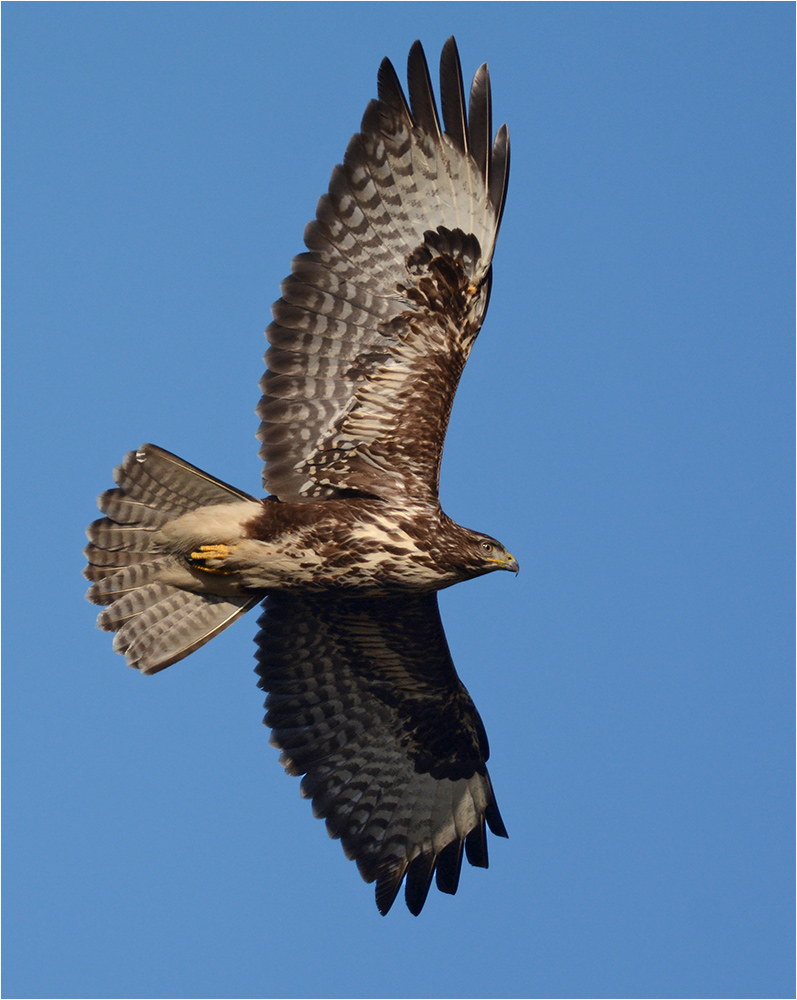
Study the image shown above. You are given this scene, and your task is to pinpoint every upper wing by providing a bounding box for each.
[255,591,507,915]
[257,38,510,504]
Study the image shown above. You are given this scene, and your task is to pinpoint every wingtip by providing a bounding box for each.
[439,36,468,155]
[374,864,405,915]
[442,35,458,57]
[404,852,436,915]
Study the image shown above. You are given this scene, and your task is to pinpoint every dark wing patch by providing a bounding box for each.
[257,38,510,504]
[255,591,507,915]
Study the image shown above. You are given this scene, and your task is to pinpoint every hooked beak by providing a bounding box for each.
[487,552,519,575]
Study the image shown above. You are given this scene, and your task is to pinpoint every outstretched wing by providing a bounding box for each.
[255,591,507,915]
[258,38,510,504]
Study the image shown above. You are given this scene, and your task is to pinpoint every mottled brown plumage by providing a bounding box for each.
[85,37,514,915]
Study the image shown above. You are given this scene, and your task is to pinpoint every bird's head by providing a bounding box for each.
[468,533,519,577]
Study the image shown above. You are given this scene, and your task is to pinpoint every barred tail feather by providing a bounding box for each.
[105,584,258,675]
[85,444,260,675]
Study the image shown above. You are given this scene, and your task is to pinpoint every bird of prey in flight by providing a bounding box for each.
[85,36,515,915]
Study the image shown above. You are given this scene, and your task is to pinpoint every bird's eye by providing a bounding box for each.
[480,541,494,554]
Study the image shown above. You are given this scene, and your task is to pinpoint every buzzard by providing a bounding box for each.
[85,37,515,916]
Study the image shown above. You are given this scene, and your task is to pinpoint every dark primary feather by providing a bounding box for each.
[439,36,469,156]
[257,36,510,504]
[255,591,507,916]
[407,41,442,140]
[489,124,511,236]
[467,63,492,183]
[376,54,413,125]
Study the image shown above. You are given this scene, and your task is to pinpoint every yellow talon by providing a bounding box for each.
[467,283,478,296]
[191,543,235,560]
[189,543,237,573]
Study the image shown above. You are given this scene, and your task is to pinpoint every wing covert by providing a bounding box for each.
[257,38,510,504]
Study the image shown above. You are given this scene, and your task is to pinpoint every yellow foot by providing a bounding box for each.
[188,543,237,574]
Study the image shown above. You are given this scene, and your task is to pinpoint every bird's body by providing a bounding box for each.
[85,37,515,915]
[95,469,514,598]
[239,496,515,594]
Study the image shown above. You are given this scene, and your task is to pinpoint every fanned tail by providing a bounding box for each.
[84,444,260,674]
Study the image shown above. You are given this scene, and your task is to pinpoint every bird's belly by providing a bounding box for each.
[231,536,450,593]
[158,502,455,594]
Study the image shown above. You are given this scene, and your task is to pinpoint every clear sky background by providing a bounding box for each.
[3,4,793,998]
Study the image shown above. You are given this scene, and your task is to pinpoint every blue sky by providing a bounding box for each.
[3,3,793,998]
